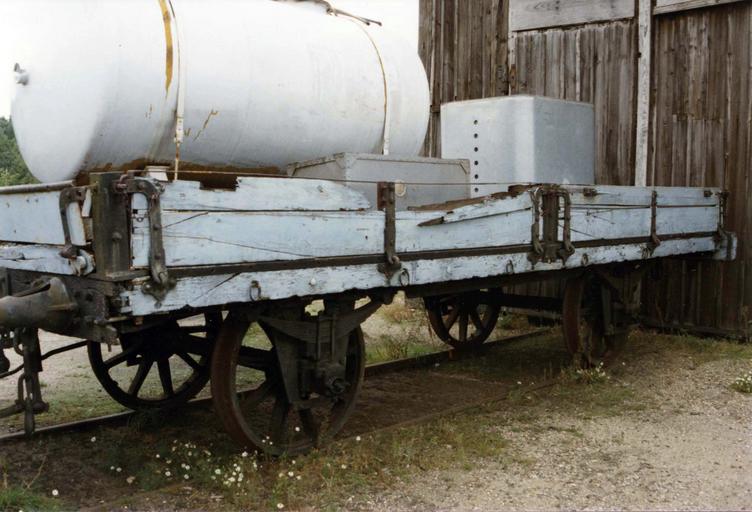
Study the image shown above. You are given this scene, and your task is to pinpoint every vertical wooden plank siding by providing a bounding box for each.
[419,0,509,157]
[419,1,751,336]
[643,2,751,338]
[511,22,638,185]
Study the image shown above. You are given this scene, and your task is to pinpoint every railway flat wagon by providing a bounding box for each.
[0,0,736,455]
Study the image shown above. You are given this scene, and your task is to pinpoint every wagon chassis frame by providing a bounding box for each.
[0,168,737,448]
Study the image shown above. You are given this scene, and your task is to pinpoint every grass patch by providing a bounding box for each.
[631,331,752,363]
[0,484,60,512]
[366,333,442,364]
[77,406,512,511]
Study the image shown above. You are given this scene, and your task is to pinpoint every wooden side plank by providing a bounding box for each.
[0,244,88,275]
[510,0,636,32]
[122,236,719,316]
[654,0,746,15]
[0,190,86,246]
[148,177,371,212]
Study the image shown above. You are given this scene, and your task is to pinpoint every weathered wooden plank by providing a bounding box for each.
[0,190,86,246]
[635,0,652,186]
[509,0,635,32]
[132,195,536,268]
[147,177,371,212]
[122,236,720,317]
[132,211,385,268]
[644,1,752,335]
[654,0,746,15]
[0,244,90,275]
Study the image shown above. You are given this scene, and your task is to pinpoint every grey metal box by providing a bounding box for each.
[288,153,470,210]
[441,96,596,197]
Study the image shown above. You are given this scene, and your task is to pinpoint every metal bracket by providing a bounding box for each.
[58,186,88,259]
[647,190,661,253]
[377,182,402,280]
[260,299,381,406]
[556,189,576,262]
[0,329,48,436]
[528,190,545,264]
[529,187,575,264]
[115,175,175,301]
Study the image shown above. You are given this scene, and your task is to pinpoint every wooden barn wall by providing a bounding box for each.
[642,2,752,338]
[419,0,510,157]
[418,0,751,337]
[510,21,638,185]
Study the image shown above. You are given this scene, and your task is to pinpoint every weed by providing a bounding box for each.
[731,370,752,394]
[565,363,610,385]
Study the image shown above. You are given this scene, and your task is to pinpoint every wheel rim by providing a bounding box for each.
[562,276,626,368]
[211,310,365,456]
[88,312,220,409]
[425,292,501,349]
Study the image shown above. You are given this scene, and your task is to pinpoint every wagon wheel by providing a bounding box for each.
[88,312,220,410]
[211,310,365,456]
[562,275,627,368]
[424,292,501,350]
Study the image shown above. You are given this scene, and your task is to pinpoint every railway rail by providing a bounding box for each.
[0,330,548,444]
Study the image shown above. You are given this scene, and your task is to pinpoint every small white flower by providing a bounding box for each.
[340,464,347,469]
[165,470,172,477]
[278,472,284,478]
[126,476,135,485]
[110,466,115,471]
[90,436,97,443]
[51,490,59,497]
[241,451,248,458]
[184,474,190,480]
[355,436,361,442]
[294,426,301,432]
[277,504,285,510]
[291,460,296,465]
[116,467,122,473]
[155,454,161,459]
[296,475,301,481]
[214,469,221,475]
[287,471,294,477]
[517,381,522,385]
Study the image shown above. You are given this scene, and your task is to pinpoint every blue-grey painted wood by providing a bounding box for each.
[121,236,720,316]
[0,244,93,275]
[132,177,372,212]
[0,190,86,246]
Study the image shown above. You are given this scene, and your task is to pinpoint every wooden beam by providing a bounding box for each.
[634,0,653,187]
[654,0,746,15]
[509,0,636,32]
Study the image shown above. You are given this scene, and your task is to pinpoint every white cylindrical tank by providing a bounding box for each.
[10,0,429,183]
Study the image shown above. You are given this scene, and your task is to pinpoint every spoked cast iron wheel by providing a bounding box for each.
[424,292,501,350]
[211,310,365,456]
[88,312,220,409]
[562,275,628,368]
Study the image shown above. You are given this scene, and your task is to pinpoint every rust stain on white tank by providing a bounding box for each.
[193,110,219,141]
[157,0,174,94]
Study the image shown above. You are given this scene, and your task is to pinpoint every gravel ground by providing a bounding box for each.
[1,324,750,511]
[371,348,752,511]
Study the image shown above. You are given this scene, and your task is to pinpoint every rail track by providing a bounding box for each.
[0,330,552,445]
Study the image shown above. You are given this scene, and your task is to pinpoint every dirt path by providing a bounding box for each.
[371,338,752,511]
[0,321,750,511]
